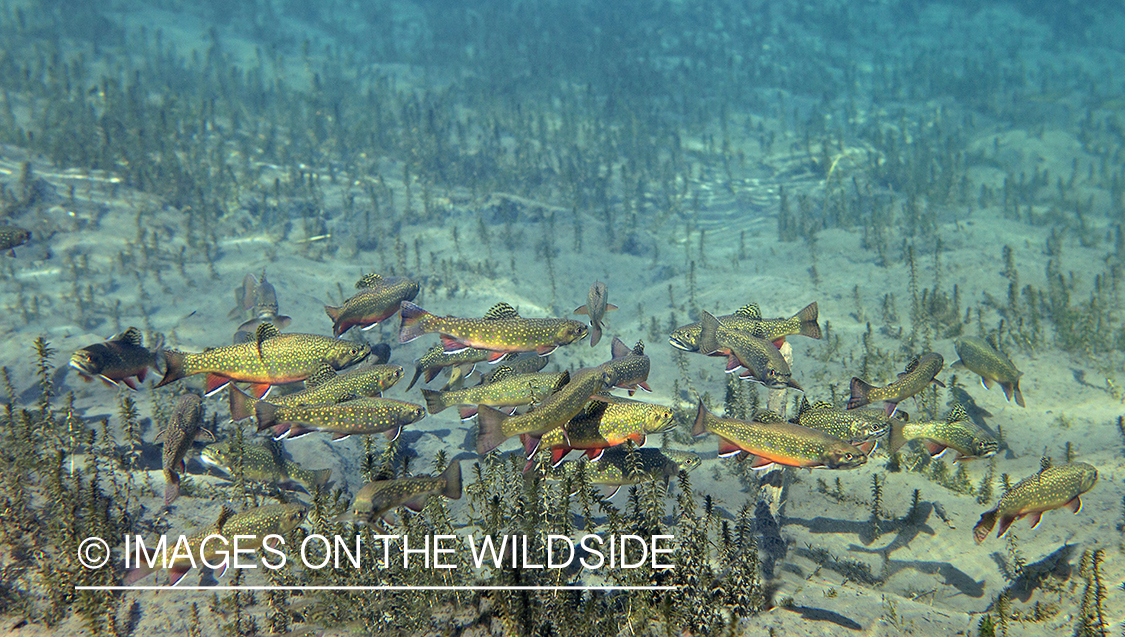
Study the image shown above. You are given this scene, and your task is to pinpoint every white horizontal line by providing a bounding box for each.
[77,585,677,592]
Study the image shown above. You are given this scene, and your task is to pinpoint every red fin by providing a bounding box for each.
[717,438,743,458]
[856,439,877,455]
[724,356,742,373]
[638,381,652,393]
[486,350,508,363]
[1065,496,1082,513]
[285,426,313,440]
[168,568,190,586]
[441,335,469,353]
[120,377,138,390]
[771,337,786,348]
[585,448,605,461]
[136,368,148,382]
[458,406,478,421]
[249,383,272,399]
[924,441,947,457]
[996,514,1017,538]
[403,494,429,512]
[331,433,351,442]
[536,345,558,356]
[551,447,571,466]
[749,456,775,471]
[204,374,230,396]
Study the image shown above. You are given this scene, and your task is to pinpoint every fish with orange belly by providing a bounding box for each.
[156,323,369,397]
[399,301,587,360]
[692,402,867,470]
[973,462,1097,543]
[325,273,419,336]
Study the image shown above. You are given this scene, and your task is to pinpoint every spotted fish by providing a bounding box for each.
[0,224,30,255]
[600,337,652,395]
[573,281,617,347]
[157,323,370,396]
[692,402,866,470]
[420,368,566,420]
[228,363,403,421]
[256,397,425,441]
[200,439,332,492]
[888,404,997,461]
[973,462,1097,543]
[669,302,820,351]
[793,397,887,450]
[124,503,307,586]
[476,366,609,454]
[69,327,164,390]
[545,447,699,498]
[339,461,462,526]
[159,394,213,506]
[406,343,493,391]
[953,335,1025,407]
[524,395,674,468]
[326,273,419,336]
[697,311,801,390]
[848,352,944,415]
[399,301,587,360]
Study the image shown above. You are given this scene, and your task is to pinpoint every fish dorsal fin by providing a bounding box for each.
[581,399,610,419]
[985,333,1002,353]
[812,400,835,410]
[484,302,520,320]
[552,371,571,392]
[305,363,337,389]
[611,337,630,359]
[215,505,236,533]
[632,340,645,355]
[255,322,281,343]
[115,327,145,347]
[355,273,383,289]
[901,356,921,376]
[486,366,514,383]
[753,410,786,424]
[734,303,761,319]
[797,396,811,418]
[946,404,970,423]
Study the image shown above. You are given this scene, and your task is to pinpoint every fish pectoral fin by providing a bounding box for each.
[598,486,621,500]
[1026,511,1043,529]
[440,335,469,354]
[749,456,775,471]
[1065,496,1082,514]
[331,433,351,442]
[204,374,230,396]
[249,383,272,399]
[403,495,429,512]
[385,425,403,441]
[924,441,948,458]
[535,345,558,356]
[486,351,508,363]
[717,438,743,458]
[724,356,742,373]
[980,376,995,389]
[584,448,604,462]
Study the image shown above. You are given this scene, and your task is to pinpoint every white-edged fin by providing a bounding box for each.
[1065,496,1082,513]
[1027,511,1043,529]
[598,485,621,499]
[361,323,379,331]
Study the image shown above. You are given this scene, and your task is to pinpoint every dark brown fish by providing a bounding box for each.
[69,327,164,390]
[229,271,292,335]
[0,224,30,254]
[600,337,652,395]
[340,461,462,526]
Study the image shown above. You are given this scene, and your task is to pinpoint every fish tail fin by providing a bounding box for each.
[255,401,279,432]
[398,301,432,343]
[847,377,873,409]
[888,420,908,454]
[164,473,180,507]
[420,388,446,414]
[973,510,997,544]
[406,368,424,391]
[442,461,462,500]
[590,321,602,347]
[155,350,187,388]
[475,405,510,454]
[228,384,256,421]
[691,400,711,437]
[311,468,332,488]
[324,305,341,322]
[697,312,721,355]
[795,302,821,339]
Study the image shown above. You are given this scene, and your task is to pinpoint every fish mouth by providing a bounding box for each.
[667,336,693,351]
[68,357,96,377]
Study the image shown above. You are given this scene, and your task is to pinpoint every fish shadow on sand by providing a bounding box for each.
[875,556,985,598]
[991,543,1075,602]
[781,606,863,631]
